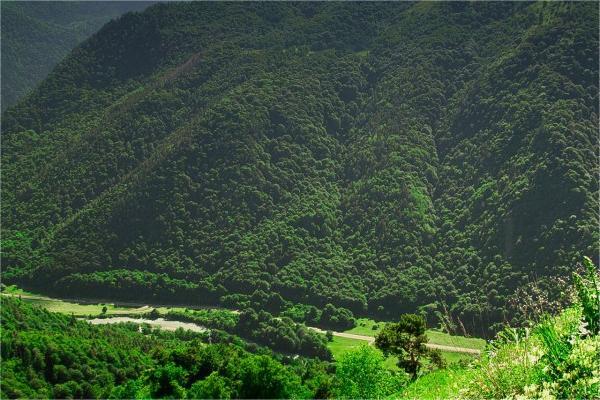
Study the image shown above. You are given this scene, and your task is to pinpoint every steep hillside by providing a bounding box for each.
[0,1,154,111]
[2,2,598,336]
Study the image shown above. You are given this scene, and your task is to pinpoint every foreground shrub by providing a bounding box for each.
[333,345,407,399]
[461,258,600,399]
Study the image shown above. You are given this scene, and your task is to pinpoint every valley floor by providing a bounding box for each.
[3,262,598,400]
[308,326,482,354]
[1,285,485,365]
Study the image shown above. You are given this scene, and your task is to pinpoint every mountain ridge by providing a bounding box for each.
[0,1,155,111]
[2,1,598,336]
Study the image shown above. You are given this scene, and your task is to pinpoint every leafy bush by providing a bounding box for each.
[236,309,332,360]
[574,256,600,336]
[333,345,407,399]
[319,303,356,330]
[187,372,232,399]
[461,258,600,399]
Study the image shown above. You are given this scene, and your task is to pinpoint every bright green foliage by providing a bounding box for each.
[187,372,232,399]
[0,297,332,399]
[573,256,600,335]
[399,367,475,400]
[461,262,600,399]
[333,345,406,399]
[149,363,188,399]
[397,258,600,399]
[2,2,598,337]
[236,355,309,399]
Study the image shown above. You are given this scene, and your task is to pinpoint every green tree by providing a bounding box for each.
[375,314,429,380]
[149,363,187,399]
[325,330,333,342]
[333,345,405,399]
[188,372,232,399]
[319,304,355,330]
[237,355,307,398]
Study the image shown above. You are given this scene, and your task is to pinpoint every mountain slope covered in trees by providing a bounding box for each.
[0,1,154,111]
[2,2,598,336]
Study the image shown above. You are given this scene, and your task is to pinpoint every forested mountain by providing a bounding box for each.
[2,2,598,336]
[1,1,154,111]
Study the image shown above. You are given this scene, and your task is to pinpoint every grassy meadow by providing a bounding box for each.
[1,285,182,316]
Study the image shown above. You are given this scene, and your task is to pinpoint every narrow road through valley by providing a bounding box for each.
[308,327,481,355]
[4,291,481,354]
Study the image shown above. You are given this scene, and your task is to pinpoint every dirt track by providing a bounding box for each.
[308,327,481,355]
[4,291,481,354]
[87,316,207,332]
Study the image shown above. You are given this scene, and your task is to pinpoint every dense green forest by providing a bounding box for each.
[0,297,336,398]
[1,1,153,110]
[2,257,598,398]
[2,2,598,338]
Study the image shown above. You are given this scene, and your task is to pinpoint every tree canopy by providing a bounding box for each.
[2,1,598,337]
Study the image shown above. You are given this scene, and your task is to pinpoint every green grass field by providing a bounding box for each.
[345,317,383,335]
[2,286,152,316]
[396,367,475,399]
[1,286,226,317]
[347,317,486,351]
[344,318,484,366]
[2,285,37,296]
[426,329,485,350]
[327,336,364,358]
[328,317,483,370]
[2,297,149,316]
[326,335,476,371]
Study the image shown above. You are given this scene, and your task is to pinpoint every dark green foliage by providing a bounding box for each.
[325,331,333,342]
[0,1,154,111]
[2,2,598,337]
[237,309,332,360]
[428,349,446,371]
[319,303,355,331]
[281,303,321,325]
[162,308,238,332]
[158,306,332,359]
[0,298,332,399]
[54,269,221,305]
[375,314,430,380]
